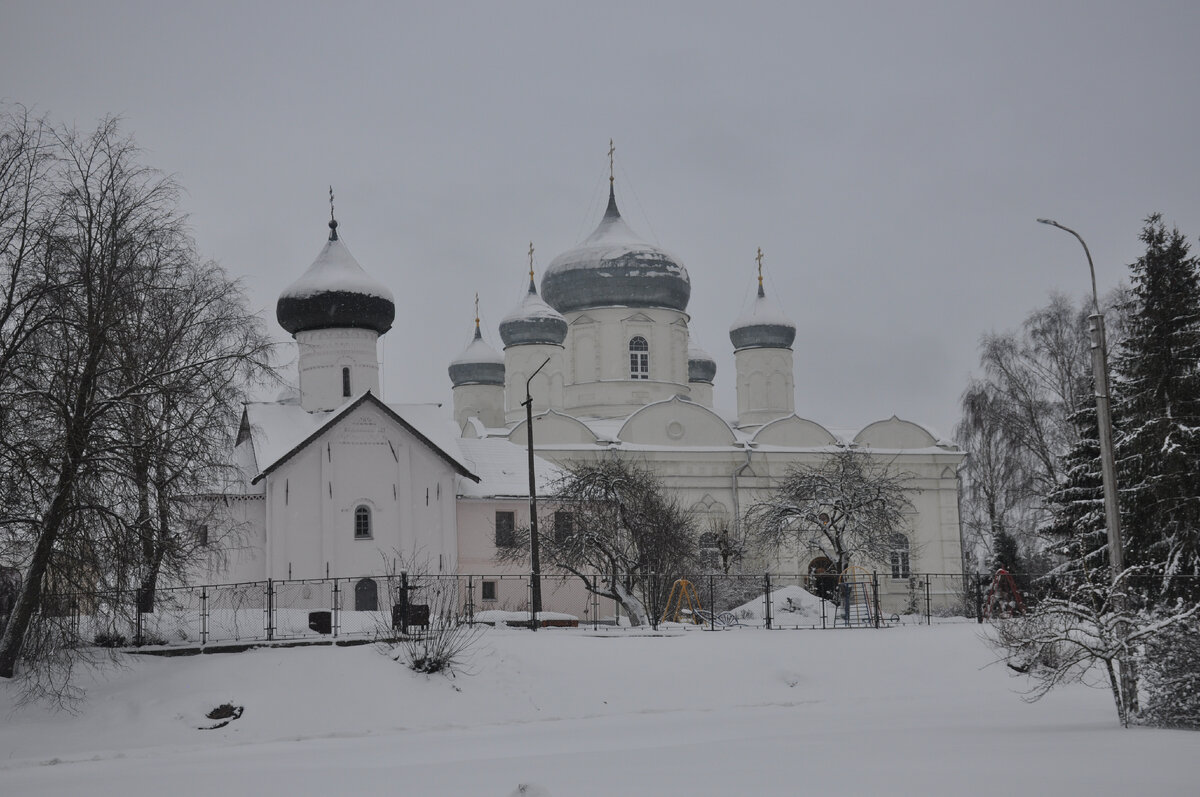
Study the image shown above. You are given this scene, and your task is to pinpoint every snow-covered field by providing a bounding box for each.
[0,623,1194,796]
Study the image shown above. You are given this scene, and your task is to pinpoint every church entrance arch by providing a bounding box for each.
[806,557,837,601]
[354,578,379,611]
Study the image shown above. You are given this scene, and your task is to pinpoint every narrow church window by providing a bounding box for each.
[553,511,574,544]
[890,534,911,579]
[495,511,516,547]
[629,336,649,379]
[354,505,372,539]
[342,367,351,397]
[481,581,497,601]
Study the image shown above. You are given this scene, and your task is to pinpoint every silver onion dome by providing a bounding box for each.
[687,340,717,384]
[541,185,690,314]
[448,324,505,387]
[499,279,568,347]
[729,283,796,351]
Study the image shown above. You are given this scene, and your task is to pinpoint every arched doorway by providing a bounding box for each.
[806,557,837,601]
[354,578,378,611]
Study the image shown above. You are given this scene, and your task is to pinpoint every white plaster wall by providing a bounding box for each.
[735,347,795,427]
[295,328,380,412]
[504,344,565,423]
[453,383,505,428]
[688,381,714,407]
[560,307,692,417]
[260,403,459,580]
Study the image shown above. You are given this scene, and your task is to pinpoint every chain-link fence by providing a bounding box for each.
[33,570,1196,649]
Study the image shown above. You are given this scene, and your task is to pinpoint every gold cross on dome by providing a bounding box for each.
[608,139,615,184]
[529,241,535,281]
[329,185,335,222]
[474,292,480,328]
[756,247,764,285]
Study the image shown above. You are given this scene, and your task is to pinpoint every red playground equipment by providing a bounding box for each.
[983,568,1026,618]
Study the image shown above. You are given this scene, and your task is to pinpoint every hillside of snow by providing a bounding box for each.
[0,624,1194,796]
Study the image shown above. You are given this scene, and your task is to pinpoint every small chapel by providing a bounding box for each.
[207,162,966,614]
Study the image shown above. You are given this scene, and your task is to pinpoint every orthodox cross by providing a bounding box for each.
[329,185,335,222]
[756,247,764,286]
[529,241,535,281]
[474,292,480,329]
[608,139,615,184]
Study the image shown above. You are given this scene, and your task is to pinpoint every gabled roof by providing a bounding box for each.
[249,392,478,485]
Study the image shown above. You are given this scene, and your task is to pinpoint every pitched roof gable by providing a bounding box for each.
[250,392,479,484]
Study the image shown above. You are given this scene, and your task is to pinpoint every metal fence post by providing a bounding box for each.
[134,589,143,647]
[592,578,600,631]
[265,578,274,641]
[925,577,932,625]
[528,575,537,631]
[332,579,340,638]
[708,574,715,631]
[650,573,659,630]
[200,587,208,646]
[466,575,475,627]
[872,571,881,628]
[763,572,772,630]
[975,573,984,623]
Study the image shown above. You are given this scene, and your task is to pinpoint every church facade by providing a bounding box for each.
[207,174,967,615]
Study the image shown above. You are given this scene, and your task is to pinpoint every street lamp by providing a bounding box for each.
[1036,218,1124,580]
[523,356,551,629]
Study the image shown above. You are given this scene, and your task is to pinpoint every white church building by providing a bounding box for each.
[207,174,967,614]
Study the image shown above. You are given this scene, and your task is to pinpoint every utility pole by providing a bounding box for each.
[523,357,551,629]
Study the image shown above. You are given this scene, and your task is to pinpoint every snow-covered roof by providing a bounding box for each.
[280,232,393,302]
[455,437,561,499]
[729,283,796,350]
[499,280,568,347]
[541,186,690,314]
[244,393,477,484]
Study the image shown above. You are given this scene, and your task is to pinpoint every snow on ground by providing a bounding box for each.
[0,623,1195,796]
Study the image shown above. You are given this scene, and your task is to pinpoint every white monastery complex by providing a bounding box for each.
[207,168,967,614]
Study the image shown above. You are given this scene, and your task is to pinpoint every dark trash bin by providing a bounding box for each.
[308,610,332,634]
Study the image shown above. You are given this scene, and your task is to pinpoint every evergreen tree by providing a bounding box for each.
[1042,373,1108,574]
[1113,214,1200,603]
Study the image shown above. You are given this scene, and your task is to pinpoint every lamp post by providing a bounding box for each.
[523,356,551,629]
[1035,218,1124,581]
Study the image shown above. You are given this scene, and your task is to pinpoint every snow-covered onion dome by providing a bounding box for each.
[277,217,396,335]
[687,341,717,384]
[448,322,505,387]
[541,185,690,314]
[499,278,568,347]
[729,281,796,351]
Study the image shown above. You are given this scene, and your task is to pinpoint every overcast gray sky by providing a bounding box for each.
[6,1,1199,437]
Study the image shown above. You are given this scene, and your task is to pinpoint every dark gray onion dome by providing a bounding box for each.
[499,279,568,347]
[448,324,505,387]
[541,186,690,314]
[687,341,717,384]
[277,218,396,335]
[729,283,796,351]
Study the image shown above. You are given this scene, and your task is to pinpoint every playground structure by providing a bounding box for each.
[836,566,877,627]
[660,579,705,625]
[983,568,1026,618]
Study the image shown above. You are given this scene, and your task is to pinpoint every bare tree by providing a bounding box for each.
[746,448,915,577]
[496,458,698,626]
[0,114,275,688]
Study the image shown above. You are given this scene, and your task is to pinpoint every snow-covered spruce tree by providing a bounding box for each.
[1040,373,1108,585]
[495,458,698,627]
[1141,615,1200,728]
[1112,214,1200,604]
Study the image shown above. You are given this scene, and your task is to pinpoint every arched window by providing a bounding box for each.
[629,336,649,380]
[354,578,378,611]
[342,367,351,397]
[890,534,911,579]
[354,505,371,539]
